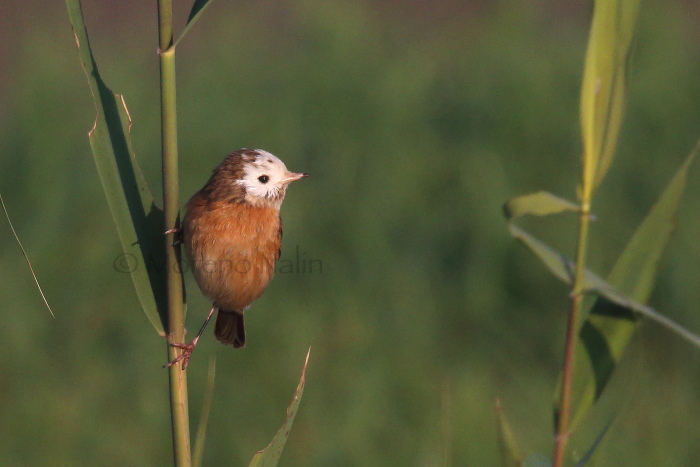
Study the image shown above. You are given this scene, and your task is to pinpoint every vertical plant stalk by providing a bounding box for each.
[553,3,638,463]
[158,0,191,465]
[553,190,592,467]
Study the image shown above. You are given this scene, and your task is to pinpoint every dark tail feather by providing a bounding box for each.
[215,310,246,348]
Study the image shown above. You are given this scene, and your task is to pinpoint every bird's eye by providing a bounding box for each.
[258,175,269,184]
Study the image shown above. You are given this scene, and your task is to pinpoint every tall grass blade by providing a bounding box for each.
[507,224,575,285]
[1,194,54,317]
[248,349,311,467]
[193,357,217,467]
[579,0,640,194]
[508,223,700,348]
[495,399,522,467]
[67,0,168,334]
[174,0,220,48]
[574,415,616,467]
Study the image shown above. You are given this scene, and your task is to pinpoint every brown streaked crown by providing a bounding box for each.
[198,149,260,204]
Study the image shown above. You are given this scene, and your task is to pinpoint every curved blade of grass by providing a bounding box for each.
[574,415,616,467]
[193,357,217,467]
[507,224,575,285]
[249,349,310,467]
[495,399,522,467]
[173,0,219,48]
[503,192,580,220]
[560,145,699,430]
[508,223,700,347]
[1,194,54,317]
[580,0,640,194]
[67,0,168,334]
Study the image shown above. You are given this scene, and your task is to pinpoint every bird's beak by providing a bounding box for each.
[283,172,309,184]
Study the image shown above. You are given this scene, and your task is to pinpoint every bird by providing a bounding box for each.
[166,148,307,368]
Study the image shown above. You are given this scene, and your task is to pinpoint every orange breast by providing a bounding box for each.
[183,196,281,312]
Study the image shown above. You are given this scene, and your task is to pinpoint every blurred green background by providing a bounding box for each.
[2,1,700,465]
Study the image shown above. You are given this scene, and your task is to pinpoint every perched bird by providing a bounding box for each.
[167,148,307,367]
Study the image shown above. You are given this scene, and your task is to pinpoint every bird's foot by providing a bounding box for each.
[164,228,183,246]
[164,337,198,369]
[163,306,216,369]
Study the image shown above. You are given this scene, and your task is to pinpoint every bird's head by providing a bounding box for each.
[205,149,307,209]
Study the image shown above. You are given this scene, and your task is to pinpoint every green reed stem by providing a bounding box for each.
[158,0,191,465]
[553,190,592,467]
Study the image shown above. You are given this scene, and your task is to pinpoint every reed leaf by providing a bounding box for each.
[579,0,640,195]
[67,0,168,334]
[174,0,220,48]
[503,192,580,220]
[249,349,310,467]
[574,415,616,467]
[507,222,700,349]
[193,357,217,467]
[495,399,522,467]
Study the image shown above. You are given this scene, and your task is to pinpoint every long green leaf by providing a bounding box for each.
[67,0,168,334]
[495,399,522,467]
[509,224,700,347]
[574,415,616,467]
[579,0,640,194]
[1,194,55,317]
[193,357,217,467]
[507,224,576,285]
[173,0,220,48]
[503,191,580,220]
[561,146,699,429]
[249,349,310,467]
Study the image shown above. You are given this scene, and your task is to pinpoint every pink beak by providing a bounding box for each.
[283,172,309,184]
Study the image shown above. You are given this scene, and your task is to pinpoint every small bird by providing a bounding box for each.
[167,148,307,368]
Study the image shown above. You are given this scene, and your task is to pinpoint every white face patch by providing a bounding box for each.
[236,150,291,206]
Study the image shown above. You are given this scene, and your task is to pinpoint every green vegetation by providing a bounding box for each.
[1,1,700,465]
